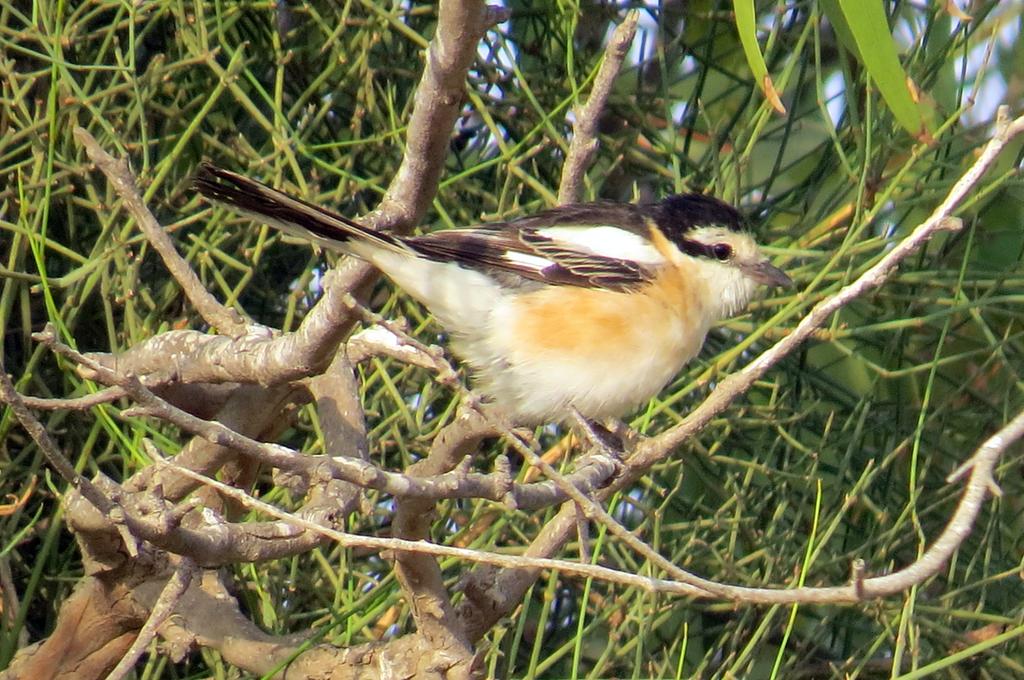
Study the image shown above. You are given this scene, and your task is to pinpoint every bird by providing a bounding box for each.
[193,163,792,425]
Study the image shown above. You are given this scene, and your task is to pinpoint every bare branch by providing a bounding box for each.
[124,384,299,502]
[104,558,196,680]
[308,348,368,462]
[74,128,247,337]
[37,325,614,510]
[347,324,443,370]
[150,453,709,595]
[75,268,386,389]
[372,1,510,229]
[145,566,474,680]
[390,409,487,671]
[639,107,1024,470]
[18,387,126,410]
[558,12,639,204]
[74,2,507,395]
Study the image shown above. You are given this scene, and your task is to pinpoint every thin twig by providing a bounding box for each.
[641,107,1024,467]
[520,109,1024,600]
[74,128,247,337]
[140,405,1024,600]
[19,386,126,410]
[0,353,116,519]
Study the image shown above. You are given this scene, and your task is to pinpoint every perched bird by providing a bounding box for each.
[194,164,792,424]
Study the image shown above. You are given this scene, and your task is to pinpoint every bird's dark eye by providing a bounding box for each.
[712,243,733,261]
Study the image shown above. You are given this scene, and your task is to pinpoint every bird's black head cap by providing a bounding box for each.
[653,193,746,237]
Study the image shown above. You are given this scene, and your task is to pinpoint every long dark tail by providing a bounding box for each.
[192,163,401,252]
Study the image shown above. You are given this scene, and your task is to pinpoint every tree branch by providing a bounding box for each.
[36,325,616,509]
[372,1,510,228]
[104,558,196,680]
[558,11,639,204]
[74,128,247,338]
[74,2,508,392]
[389,409,488,675]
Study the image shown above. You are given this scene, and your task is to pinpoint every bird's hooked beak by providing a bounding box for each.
[747,260,793,288]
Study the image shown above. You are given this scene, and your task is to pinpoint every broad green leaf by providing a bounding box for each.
[732,0,786,114]
[823,0,937,138]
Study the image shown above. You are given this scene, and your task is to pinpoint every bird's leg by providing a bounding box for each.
[570,408,626,459]
[605,418,638,453]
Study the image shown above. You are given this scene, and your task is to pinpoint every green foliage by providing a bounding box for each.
[821,0,938,136]
[1,0,1023,678]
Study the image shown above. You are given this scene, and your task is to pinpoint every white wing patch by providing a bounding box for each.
[536,225,665,264]
[501,250,555,271]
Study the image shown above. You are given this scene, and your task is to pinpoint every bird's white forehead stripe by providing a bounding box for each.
[502,251,554,270]
[536,225,665,263]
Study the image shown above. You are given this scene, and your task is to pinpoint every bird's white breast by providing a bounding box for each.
[461,269,713,423]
